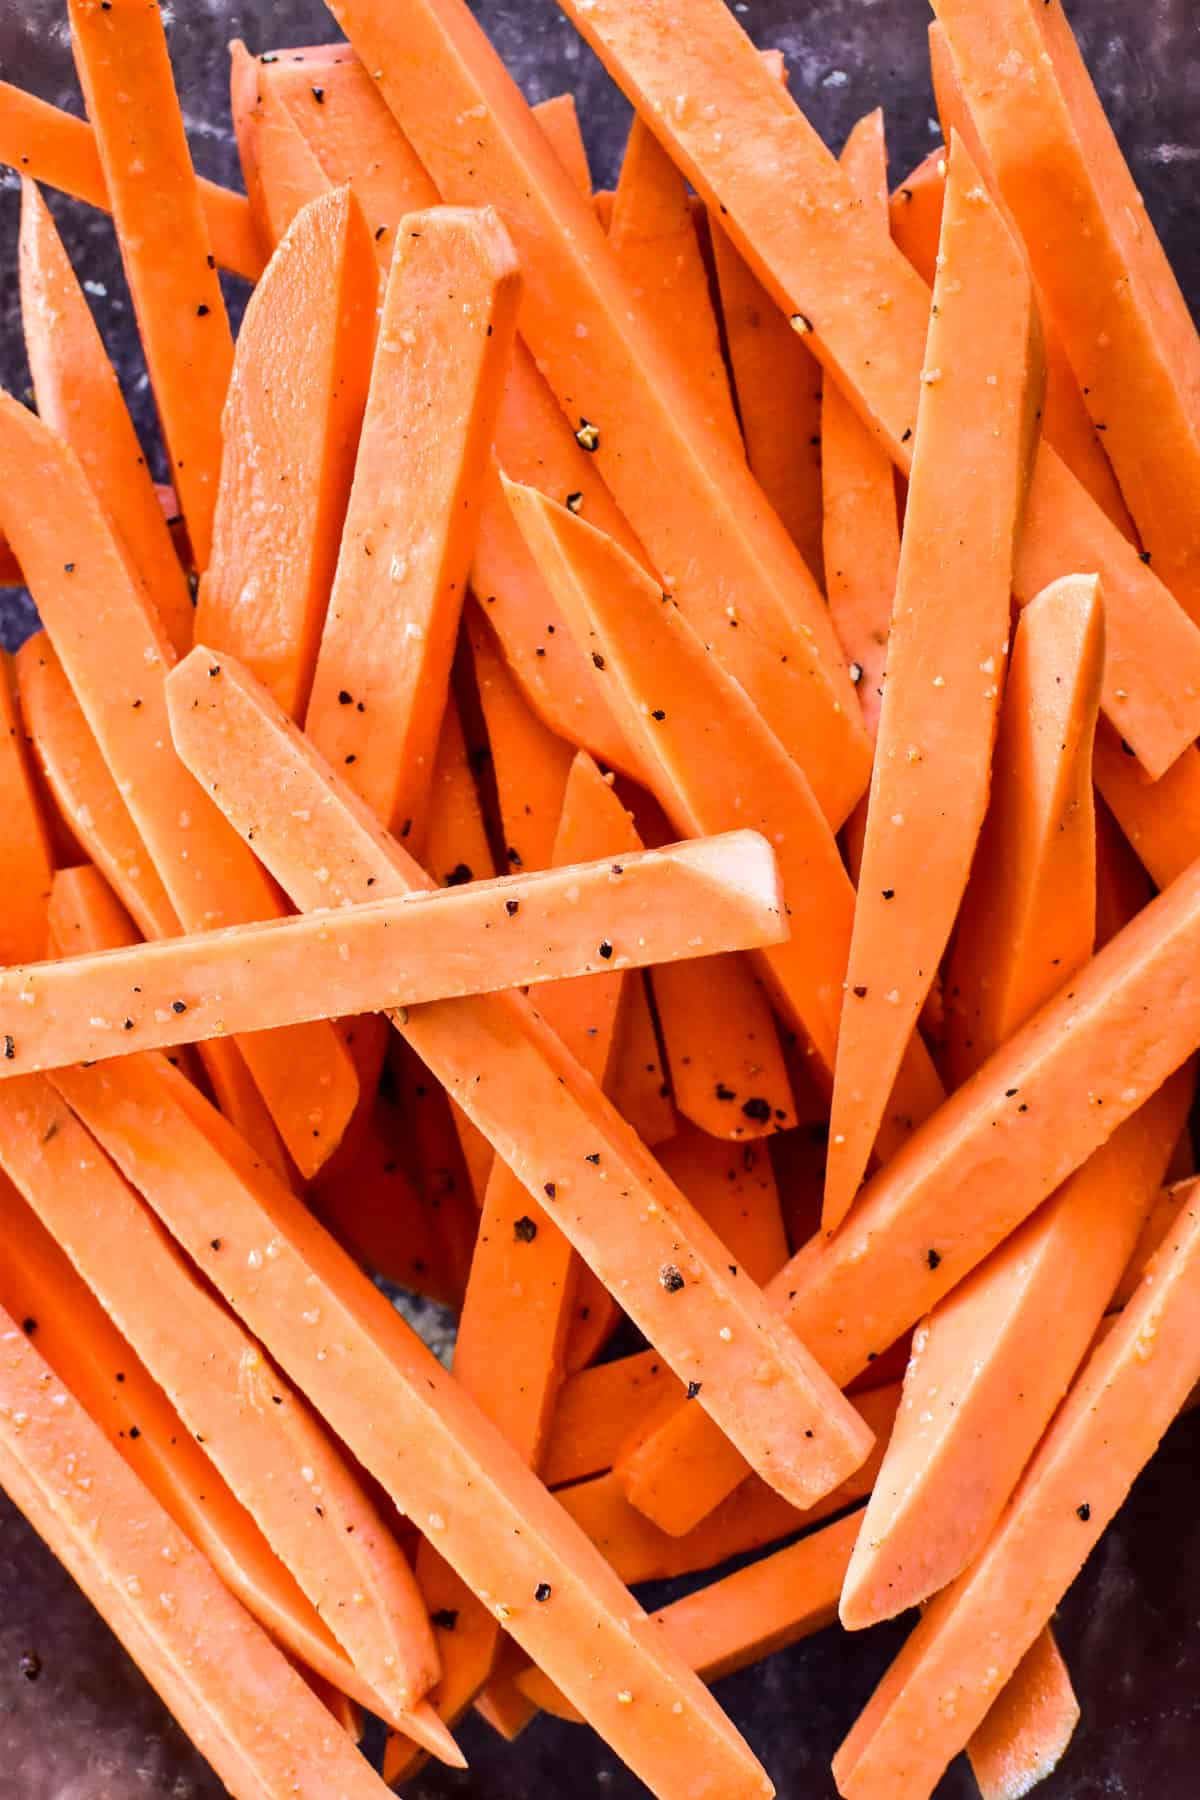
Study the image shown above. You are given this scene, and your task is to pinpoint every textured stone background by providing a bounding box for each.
[0,1,1198,1794]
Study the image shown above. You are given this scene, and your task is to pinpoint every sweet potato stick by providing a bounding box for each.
[0,653,54,965]
[825,132,1044,1227]
[197,186,378,720]
[0,79,264,280]
[19,179,194,656]
[305,206,520,840]
[166,645,876,1513]
[532,93,591,198]
[68,0,234,568]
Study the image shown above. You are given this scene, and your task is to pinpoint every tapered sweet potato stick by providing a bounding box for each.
[821,112,899,750]
[1111,1179,1196,1312]
[532,93,591,199]
[68,0,234,569]
[249,45,641,779]
[0,80,264,281]
[617,850,1200,1534]
[931,0,1200,622]
[0,1297,397,1800]
[841,1067,1191,1627]
[0,395,358,1178]
[653,955,795,1142]
[409,753,641,1750]
[197,186,378,720]
[556,0,1200,779]
[825,134,1044,1226]
[563,1380,901,1587]
[967,1631,1081,1800]
[19,180,194,657]
[14,634,292,1182]
[833,1181,1200,1798]
[324,0,871,831]
[656,1127,789,1290]
[610,115,740,450]
[0,1172,445,1730]
[607,974,676,1152]
[0,1075,443,1724]
[925,18,1135,540]
[58,1053,775,1798]
[0,828,793,1075]
[305,207,520,842]
[0,653,54,965]
[1093,726,1200,891]
[544,1350,673,1489]
[467,597,576,873]
[888,149,945,284]
[167,645,876,1514]
[523,1508,866,1721]
[502,478,944,1145]
[943,575,1104,1084]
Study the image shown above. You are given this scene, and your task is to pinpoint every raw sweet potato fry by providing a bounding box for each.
[68,0,234,570]
[0,652,55,965]
[532,93,591,199]
[305,206,521,842]
[0,79,264,279]
[197,185,379,720]
[19,179,194,657]
[824,133,1045,1226]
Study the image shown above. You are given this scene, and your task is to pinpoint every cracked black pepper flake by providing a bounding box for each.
[312,84,325,102]
[445,863,473,886]
[197,303,211,317]
[566,491,583,513]
[129,1426,141,1440]
[585,1152,600,1165]
[543,1182,557,1199]
[651,708,666,721]
[575,419,600,452]
[172,1000,187,1014]
[513,1216,538,1243]
[505,898,520,917]
[206,253,215,269]
[534,1582,552,1602]
[659,1264,685,1293]
[19,1653,42,1682]
[1076,1502,1091,1521]
[852,984,868,998]
[63,562,75,573]
[208,664,221,678]
[123,1018,134,1031]
[431,1609,459,1630]
[742,1096,771,1123]
[344,753,357,765]
[591,651,606,671]
[507,847,523,866]
[210,1238,222,1251]
[598,940,613,959]
[21,1318,36,1335]
[1140,550,1152,565]
[686,1381,702,1399]
[338,690,353,705]
[3,1035,14,1060]
[926,1248,942,1270]
[882,888,895,899]
[901,427,913,443]
[715,1083,736,1102]
[1006,1087,1019,1097]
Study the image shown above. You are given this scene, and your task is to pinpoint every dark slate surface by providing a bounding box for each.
[0,1,1198,1794]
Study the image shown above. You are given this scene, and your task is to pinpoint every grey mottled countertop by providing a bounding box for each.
[0,2,1198,1795]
